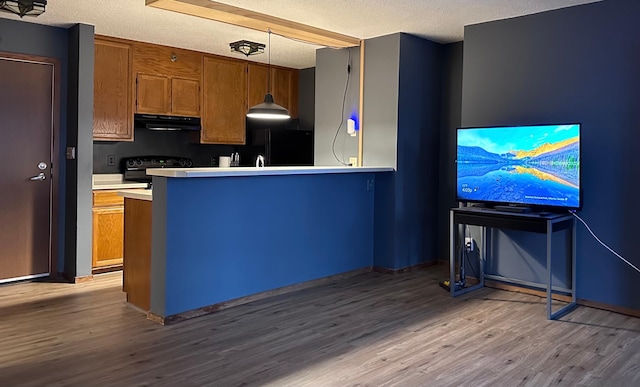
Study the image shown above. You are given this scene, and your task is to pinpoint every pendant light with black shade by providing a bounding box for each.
[246,29,290,120]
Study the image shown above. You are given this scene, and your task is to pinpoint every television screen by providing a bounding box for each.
[456,124,581,210]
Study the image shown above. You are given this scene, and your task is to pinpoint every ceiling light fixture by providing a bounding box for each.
[246,29,290,120]
[229,40,265,57]
[0,0,46,18]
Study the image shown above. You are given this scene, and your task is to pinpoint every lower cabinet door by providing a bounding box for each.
[92,206,124,269]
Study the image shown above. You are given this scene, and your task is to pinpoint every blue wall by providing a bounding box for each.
[364,33,444,270]
[437,42,464,261]
[151,172,382,317]
[396,33,442,268]
[461,0,640,310]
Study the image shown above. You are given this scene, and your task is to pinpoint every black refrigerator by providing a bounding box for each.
[242,119,314,166]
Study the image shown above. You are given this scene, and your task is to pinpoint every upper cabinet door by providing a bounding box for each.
[93,39,133,141]
[136,73,171,115]
[247,63,269,109]
[271,67,299,118]
[247,64,299,118]
[201,56,247,144]
[171,78,200,117]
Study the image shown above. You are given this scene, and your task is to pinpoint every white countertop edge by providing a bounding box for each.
[93,182,149,190]
[146,166,394,178]
[92,173,149,190]
[118,189,152,201]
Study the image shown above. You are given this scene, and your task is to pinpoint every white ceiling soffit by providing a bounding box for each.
[0,0,602,69]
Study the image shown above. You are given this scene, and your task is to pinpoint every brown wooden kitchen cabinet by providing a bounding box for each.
[247,63,299,119]
[133,42,202,117]
[92,190,125,272]
[201,56,247,144]
[93,37,134,141]
[135,73,200,116]
[136,73,171,115]
[122,198,152,311]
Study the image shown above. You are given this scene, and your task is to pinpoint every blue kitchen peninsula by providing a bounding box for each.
[144,166,393,324]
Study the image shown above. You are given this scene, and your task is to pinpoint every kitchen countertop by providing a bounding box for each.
[146,166,394,178]
[118,189,152,201]
[92,174,149,190]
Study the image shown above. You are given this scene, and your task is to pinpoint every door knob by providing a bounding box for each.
[30,173,46,181]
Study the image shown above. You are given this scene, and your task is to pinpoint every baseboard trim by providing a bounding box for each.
[61,272,94,284]
[484,280,573,303]
[73,275,94,284]
[485,280,640,318]
[148,267,373,325]
[373,260,440,274]
[577,298,640,318]
[92,265,122,275]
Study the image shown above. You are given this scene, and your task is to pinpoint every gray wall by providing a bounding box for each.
[298,67,315,131]
[362,34,399,169]
[66,24,94,278]
[314,46,359,166]
[0,18,69,274]
[461,0,640,309]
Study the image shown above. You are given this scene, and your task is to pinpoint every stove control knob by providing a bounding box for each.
[135,159,143,167]
[185,159,193,167]
[178,159,186,167]
[126,159,136,168]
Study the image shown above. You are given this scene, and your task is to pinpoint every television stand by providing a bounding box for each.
[493,205,532,213]
[449,207,577,320]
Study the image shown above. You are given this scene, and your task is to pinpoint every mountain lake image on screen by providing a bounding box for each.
[456,124,581,209]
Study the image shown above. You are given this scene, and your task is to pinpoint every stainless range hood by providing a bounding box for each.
[134,114,201,131]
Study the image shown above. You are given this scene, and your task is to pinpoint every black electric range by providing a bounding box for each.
[122,156,193,184]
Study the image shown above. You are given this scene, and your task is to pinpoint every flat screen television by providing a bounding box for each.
[456,123,581,211]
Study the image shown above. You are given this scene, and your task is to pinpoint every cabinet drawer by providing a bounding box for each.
[93,190,124,207]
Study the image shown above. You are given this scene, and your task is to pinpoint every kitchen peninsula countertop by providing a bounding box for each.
[118,189,152,201]
[146,166,394,178]
[93,174,148,190]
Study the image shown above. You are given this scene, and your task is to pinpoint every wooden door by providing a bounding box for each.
[171,78,200,117]
[247,63,269,109]
[0,56,53,282]
[136,73,170,114]
[93,39,133,141]
[201,56,247,144]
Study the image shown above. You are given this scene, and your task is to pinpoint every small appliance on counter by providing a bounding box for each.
[122,156,193,188]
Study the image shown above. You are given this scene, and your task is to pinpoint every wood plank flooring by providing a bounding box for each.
[1,265,638,387]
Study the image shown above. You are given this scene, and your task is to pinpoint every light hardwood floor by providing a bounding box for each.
[1,265,638,387]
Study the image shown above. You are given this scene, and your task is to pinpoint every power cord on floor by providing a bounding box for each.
[570,211,640,274]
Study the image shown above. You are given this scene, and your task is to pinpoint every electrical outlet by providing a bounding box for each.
[107,155,116,166]
[465,237,474,252]
[367,179,374,191]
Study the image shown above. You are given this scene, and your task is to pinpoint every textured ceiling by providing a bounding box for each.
[0,0,602,69]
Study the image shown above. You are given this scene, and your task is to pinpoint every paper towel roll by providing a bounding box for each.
[219,156,231,168]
